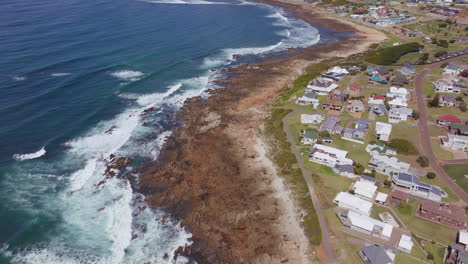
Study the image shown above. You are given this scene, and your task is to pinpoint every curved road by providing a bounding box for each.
[414,55,468,203]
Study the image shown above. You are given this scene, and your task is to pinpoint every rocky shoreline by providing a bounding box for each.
[138,0,387,263]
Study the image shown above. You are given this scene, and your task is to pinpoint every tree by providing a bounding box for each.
[428,94,440,108]
[441,62,449,68]
[388,139,418,155]
[354,163,365,175]
[427,253,434,260]
[384,180,391,187]
[437,39,449,48]
[427,172,437,179]
[435,51,448,58]
[319,130,330,137]
[412,110,420,120]
[420,53,429,62]
[416,155,429,167]
[459,103,467,112]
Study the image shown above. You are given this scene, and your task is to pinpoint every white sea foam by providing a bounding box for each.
[142,0,229,5]
[110,70,144,82]
[12,148,46,161]
[51,72,72,77]
[136,83,182,106]
[12,76,26,81]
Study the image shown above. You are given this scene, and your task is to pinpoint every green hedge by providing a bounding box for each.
[364,42,423,65]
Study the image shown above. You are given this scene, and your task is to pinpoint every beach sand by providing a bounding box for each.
[138,1,387,263]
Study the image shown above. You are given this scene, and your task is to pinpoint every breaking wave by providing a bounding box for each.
[110,70,145,81]
[12,148,46,161]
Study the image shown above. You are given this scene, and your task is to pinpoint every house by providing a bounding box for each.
[417,200,467,229]
[388,107,412,124]
[359,244,396,264]
[348,82,362,96]
[375,192,389,204]
[386,87,409,99]
[433,79,461,94]
[333,164,356,178]
[366,142,397,156]
[330,90,349,102]
[396,63,416,76]
[375,122,392,142]
[309,144,353,167]
[437,114,461,126]
[440,134,468,151]
[450,123,468,136]
[353,180,378,200]
[340,210,394,239]
[344,119,369,140]
[370,75,389,84]
[334,192,373,215]
[445,243,468,264]
[360,175,377,184]
[322,66,349,81]
[368,95,387,115]
[296,91,319,108]
[301,130,318,145]
[322,98,344,111]
[444,64,463,75]
[457,231,468,250]
[347,100,366,112]
[369,155,410,176]
[440,95,458,107]
[391,190,409,204]
[388,97,408,108]
[398,234,414,253]
[392,172,442,201]
[319,116,343,135]
[376,66,390,77]
[307,78,339,95]
[300,114,323,124]
[391,75,409,87]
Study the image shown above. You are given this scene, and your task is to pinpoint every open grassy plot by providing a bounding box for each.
[421,242,446,264]
[393,200,457,245]
[443,164,468,193]
[426,107,468,122]
[395,252,427,264]
[418,173,459,202]
[328,136,371,166]
[370,204,391,220]
[430,138,453,160]
[422,75,438,97]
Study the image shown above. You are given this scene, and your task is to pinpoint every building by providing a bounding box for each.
[375,192,388,204]
[417,200,467,229]
[369,155,410,176]
[388,97,408,108]
[360,175,377,184]
[458,231,468,250]
[319,116,343,135]
[301,130,318,145]
[450,123,468,136]
[388,107,412,124]
[440,95,458,107]
[334,192,373,215]
[445,243,468,264]
[307,77,339,95]
[396,63,416,76]
[366,142,397,156]
[347,99,366,112]
[368,95,387,115]
[441,134,468,151]
[437,114,461,127]
[433,79,461,94]
[353,180,378,200]
[391,190,409,204]
[391,75,409,87]
[340,210,394,239]
[309,144,353,167]
[300,114,323,124]
[322,98,344,111]
[348,82,362,96]
[375,122,392,142]
[296,91,319,108]
[398,234,414,253]
[359,244,396,264]
[344,119,368,140]
[333,163,356,178]
[392,172,442,201]
[370,75,388,84]
[386,87,409,99]
[322,66,350,81]
[444,64,463,75]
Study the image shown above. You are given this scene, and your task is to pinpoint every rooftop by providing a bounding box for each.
[438,114,461,123]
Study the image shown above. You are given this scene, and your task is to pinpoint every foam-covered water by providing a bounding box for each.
[0,0,337,262]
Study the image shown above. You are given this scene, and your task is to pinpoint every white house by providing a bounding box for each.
[388,107,412,124]
[307,78,339,95]
[443,64,463,76]
[433,79,461,94]
[327,66,350,75]
[375,122,392,142]
[398,234,414,253]
[386,87,408,99]
[440,134,468,151]
[388,97,408,108]
[300,114,324,124]
[369,154,410,176]
[375,192,388,204]
[296,92,320,108]
[346,210,394,239]
[334,192,373,216]
[309,144,353,167]
[353,180,378,200]
[366,142,397,156]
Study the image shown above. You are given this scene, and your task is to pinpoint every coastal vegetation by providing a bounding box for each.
[364,42,423,65]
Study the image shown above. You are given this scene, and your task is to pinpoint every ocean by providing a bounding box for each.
[0,0,333,262]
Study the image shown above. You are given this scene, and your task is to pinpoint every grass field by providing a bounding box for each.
[443,164,468,193]
[395,252,427,264]
[421,242,446,264]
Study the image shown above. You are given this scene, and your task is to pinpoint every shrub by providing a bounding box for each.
[420,53,429,62]
[349,189,355,195]
[427,172,437,179]
[412,110,420,120]
[435,51,447,58]
[416,155,429,167]
[384,180,391,186]
[364,42,423,65]
[449,39,456,43]
[439,23,447,28]
[437,39,449,48]
[441,62,449,68]
[428,93,440,108]
[427,253,434,260]
[354,163,365,175]
[388,139,418,155]
[319,130,330,137]
[459,103,467,112]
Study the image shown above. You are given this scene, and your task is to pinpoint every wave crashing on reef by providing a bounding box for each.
[110,70,145,81]
[12,148,46,161]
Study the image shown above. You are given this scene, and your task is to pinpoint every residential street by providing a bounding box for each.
[414,55,468,203]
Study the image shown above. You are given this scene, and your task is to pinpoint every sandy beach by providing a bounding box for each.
[139,0,387,263]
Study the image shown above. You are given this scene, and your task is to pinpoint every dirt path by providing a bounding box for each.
[414,55,468,203]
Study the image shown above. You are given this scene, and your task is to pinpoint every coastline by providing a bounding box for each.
[139,1,387,263]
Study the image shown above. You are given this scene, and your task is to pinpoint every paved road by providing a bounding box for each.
[414,55,468,203]
[282,110,336,262]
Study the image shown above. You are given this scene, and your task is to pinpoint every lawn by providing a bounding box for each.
[370,204,391,220]
[328,136,371,166]
[395,252,427,264]
[443,164,468,193]
[393,201,458,245]
[421,242,446,264]
[430,138,453,160]
[426,106,468,122]
[421,76,438,97]
[419,173,459,202]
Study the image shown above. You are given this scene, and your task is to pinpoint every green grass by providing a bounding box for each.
[395,252,427,264]
[443,164,468,193]
[364,42,423,65]
[393,201,457,245]
[421,242,446,264]
[370,204,391,220]
[430,138,453,160]
[328,136,371,166]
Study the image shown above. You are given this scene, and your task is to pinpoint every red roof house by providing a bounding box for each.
[348,83,362,96]
[416,200,467,229]
[372,95,386,100]
[437,114,461,126]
